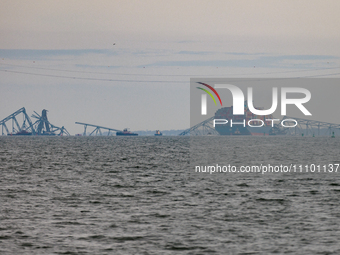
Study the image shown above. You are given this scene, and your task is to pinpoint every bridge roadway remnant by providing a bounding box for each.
[75,122,122,136]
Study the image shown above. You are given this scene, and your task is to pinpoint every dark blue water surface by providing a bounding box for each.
[0,136,339,254]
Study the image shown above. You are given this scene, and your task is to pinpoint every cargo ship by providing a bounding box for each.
[154,130,162,136]
[214,101,276,136]
[116,128,138,136]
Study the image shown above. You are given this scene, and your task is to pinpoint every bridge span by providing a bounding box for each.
[75,122,122,136]
[179,116,340,136]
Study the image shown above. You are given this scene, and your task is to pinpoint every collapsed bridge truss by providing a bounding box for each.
[75,122,122,136]
[282,116,340,136]
[179,116,340,136]
[0,107,70,136]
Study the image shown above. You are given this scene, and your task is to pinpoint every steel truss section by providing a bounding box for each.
[31,110,70,136]
[178,115,340,136]
[0,108,70,136]
[75,122,122,136]
[0,107,35,135]
[281,116,340,136]
[178,116,220,136]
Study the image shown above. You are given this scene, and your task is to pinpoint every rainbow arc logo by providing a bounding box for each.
[196,82,222,115]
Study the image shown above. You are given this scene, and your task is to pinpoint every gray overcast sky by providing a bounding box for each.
[1,0,340,134]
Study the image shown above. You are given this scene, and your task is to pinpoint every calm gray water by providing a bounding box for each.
[0,136,339,254]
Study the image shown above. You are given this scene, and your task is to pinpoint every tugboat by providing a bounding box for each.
[116,128,138,136]
[154,130,163,136]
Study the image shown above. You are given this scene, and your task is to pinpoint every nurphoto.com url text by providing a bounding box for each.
[195,164,339,175]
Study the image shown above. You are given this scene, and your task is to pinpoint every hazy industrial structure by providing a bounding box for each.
[0,107,70,136]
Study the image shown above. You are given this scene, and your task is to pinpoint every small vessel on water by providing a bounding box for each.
[116,128,138,136]
[154,130,163,136]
